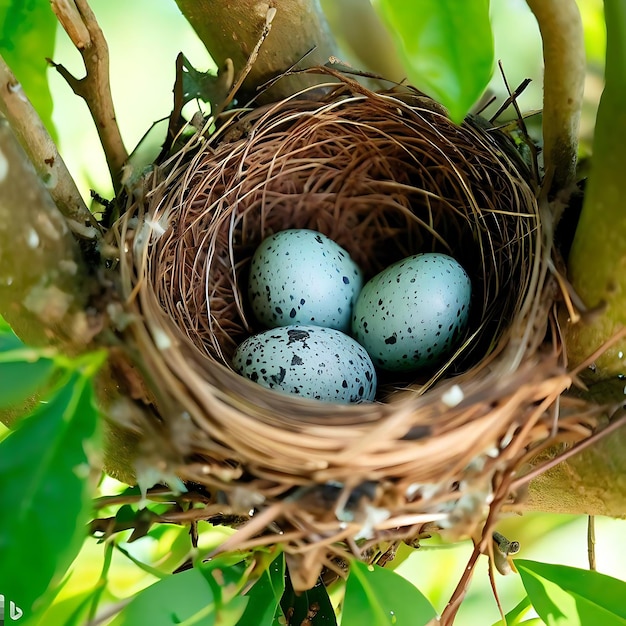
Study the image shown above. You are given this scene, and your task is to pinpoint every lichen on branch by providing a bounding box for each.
[0,54,94,234]
[0,120,95,349]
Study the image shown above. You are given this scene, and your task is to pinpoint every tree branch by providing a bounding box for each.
[563,0,626,379]
[522,422,626,517]
[50,0,128,194]
[0,118,96,348]
[0,53,96,236]
[320,0,405,81]
[526,0,585,196]
[174,0,339,103]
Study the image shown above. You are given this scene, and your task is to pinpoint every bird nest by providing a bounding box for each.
[110,68,595,590]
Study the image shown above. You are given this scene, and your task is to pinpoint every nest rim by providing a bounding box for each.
[107,67,595,590]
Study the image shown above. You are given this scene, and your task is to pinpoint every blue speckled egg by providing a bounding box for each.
[248,229,362,332]
[351,253,471,371]
[232,325,377,403]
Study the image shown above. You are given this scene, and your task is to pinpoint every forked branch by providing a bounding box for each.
[50,0,128,194]
[0,54,95,235]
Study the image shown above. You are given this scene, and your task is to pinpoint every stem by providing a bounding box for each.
[587,515,596,571]
[526,0,585,196]
[320,0,405,81]
[564,0,626,378]
[50,0,128,194]
[174,0,338,103]
[0,53,95,234]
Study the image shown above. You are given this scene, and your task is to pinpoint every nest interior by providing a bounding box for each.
[113,69,591,589]
[150,80,537,372]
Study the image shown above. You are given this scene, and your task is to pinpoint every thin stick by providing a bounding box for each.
[441,472,516,625]
[587,515,596,571]
[0,53,96,235]
[50,0,128,194]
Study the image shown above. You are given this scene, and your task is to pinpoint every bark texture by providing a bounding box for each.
[0,119,93,349]
[174,0,338,102]
[525,426,626,518]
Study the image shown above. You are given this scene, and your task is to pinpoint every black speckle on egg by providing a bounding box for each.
[247,230,362,331]
[232,325,376,403]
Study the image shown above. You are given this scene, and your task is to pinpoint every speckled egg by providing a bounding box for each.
[232,325,377,403]
[248,229,362,332]
[351,253,472,371]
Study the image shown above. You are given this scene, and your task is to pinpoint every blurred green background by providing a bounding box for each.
[6,0,623,623]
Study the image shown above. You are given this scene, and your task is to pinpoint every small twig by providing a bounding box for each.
[0,53,96,235]
[50,0,128,194]
[587,515,596,571]
[440,471,517,625]
[216,7,277,115]
[526,0,585,197]
[491,64,540,185]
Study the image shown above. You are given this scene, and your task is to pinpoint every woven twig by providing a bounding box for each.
[107,68,600,589]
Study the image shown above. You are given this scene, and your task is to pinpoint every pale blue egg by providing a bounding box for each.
[232,325,377,403]
[351,253,472,371]
[248,229,362,332]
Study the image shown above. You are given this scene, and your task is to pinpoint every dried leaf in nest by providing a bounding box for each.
[111,68,595,589]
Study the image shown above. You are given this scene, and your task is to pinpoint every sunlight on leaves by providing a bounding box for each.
[342,560,436,626]
[372,0,494,123]
[110,567,222,626]
[0,367,102,619]
[0,0,58,140]
[516,559,626,626]
[0,328,56,410]
[111,553,256,626]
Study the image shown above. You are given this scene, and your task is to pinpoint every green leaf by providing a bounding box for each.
[342,561,436,626]
[0,0,58,140]
[238,552,285,626]
[0,315,11,333]
[112,556,251,626]
[111,568,219,626]
[372,0,494,123]
[516,559,626,626]
[280,569,337,626]
[180,54,228,110]
[0,330,56,409]
[0,371,101,618]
